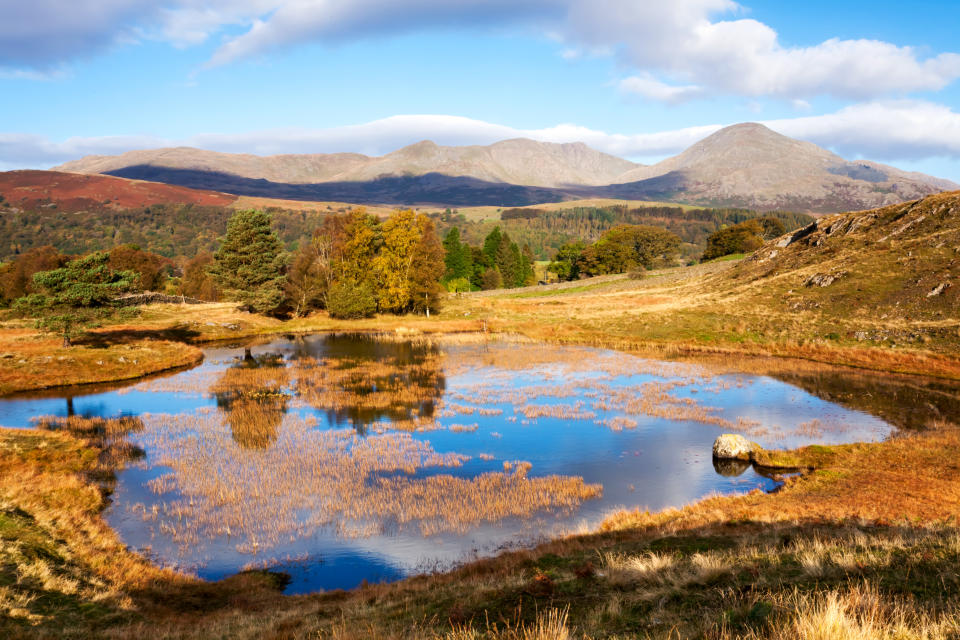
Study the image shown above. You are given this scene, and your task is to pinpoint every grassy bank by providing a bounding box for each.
[1,415,958,638]
[0,329,204,395]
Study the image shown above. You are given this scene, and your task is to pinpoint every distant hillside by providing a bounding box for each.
[603,124,957,213]
[56,139,638,189]
[0,170,237,211]
[53,125,957,213]
[0,168,810,262]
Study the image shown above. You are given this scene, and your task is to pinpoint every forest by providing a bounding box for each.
[0,198,812,264]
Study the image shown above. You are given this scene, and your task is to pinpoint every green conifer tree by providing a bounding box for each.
[210,210,287,315]
[13,252,136,346]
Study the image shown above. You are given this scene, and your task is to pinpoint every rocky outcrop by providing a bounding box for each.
[804,272,845,287]
[927,282,952,297]
[712,434,759,461]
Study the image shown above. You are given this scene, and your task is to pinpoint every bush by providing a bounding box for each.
[445,277,472,293]
[326,279,376,319]
[627,269,645,280]
[481,268,503,291]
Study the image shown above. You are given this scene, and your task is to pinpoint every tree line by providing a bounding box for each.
[440,226,535,292]
[442,205,813,263]
[0,205,793,346]
[546,224,683,281]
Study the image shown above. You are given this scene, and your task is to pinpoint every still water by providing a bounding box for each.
[0,334,908,593]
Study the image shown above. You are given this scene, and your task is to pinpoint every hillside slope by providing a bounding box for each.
[55,139,638,189]
[451,190,960,376]
[726,188,960,331]
[0,170,238,211]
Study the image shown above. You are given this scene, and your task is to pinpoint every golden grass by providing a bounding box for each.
[130,408,600,554]
[724,583,960,640]
[0,329,203,395]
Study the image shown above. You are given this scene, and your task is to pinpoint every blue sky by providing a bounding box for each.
[2,0,960,182]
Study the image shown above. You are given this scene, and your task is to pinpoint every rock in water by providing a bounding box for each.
[712,434,758,460]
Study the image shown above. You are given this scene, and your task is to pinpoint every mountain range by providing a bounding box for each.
[54,123,958,213]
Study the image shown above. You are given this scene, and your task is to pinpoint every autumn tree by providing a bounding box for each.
[620,225,682,269]
[210,210,287,315]
[12,252,136,346]
[374,209,421,313]
[179,252,219,301]
[481,268,502,290]
[285,237,327,317]
[108,244,172,291]
[0,245,67,305]
[322,209,381,319]
[577,225,681,276]
[408,215,446,315]
[702,217,785,261]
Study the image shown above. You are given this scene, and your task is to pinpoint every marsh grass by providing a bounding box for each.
[133,410,600,554]
[0,330,203,395]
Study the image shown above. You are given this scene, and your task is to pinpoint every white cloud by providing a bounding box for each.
[4,101,960,173]
[198,0,960,100]
[619,74,705,104]
[3,1,959,103]
[766,100,960,160]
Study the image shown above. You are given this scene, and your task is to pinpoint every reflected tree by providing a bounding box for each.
[290,334,446,433]
[211,350,290,450]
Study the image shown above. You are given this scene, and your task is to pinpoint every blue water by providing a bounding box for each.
[0,334,895,593]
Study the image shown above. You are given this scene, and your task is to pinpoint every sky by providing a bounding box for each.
[2,0,960,182]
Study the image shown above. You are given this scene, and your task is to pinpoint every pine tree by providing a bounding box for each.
[482,226,502,267]
[495,232,520,287]
[210,210,287,315]
[13,252,136,346]
[442,227,472,282]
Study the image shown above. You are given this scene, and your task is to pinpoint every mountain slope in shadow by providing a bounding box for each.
[104,165,572,207]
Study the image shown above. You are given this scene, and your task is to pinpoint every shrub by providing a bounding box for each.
[445,277,472,293]
[326,279,376,319]
[481,268,503,291]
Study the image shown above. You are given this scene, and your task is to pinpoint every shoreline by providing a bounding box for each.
[3,317,960,398]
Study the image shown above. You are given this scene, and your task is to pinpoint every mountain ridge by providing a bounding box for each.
[53,124,958,213]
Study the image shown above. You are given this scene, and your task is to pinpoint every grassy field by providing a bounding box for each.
[455,198,702,222]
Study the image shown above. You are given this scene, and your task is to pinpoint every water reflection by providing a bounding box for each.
[290,334,445,433]
[211,351,289,450]
[712,458,751,477]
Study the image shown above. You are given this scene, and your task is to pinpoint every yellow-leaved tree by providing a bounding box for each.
[374,209,420,313]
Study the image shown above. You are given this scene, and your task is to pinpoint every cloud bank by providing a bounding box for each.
[3,101,960,173]
[2,1,959,102]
